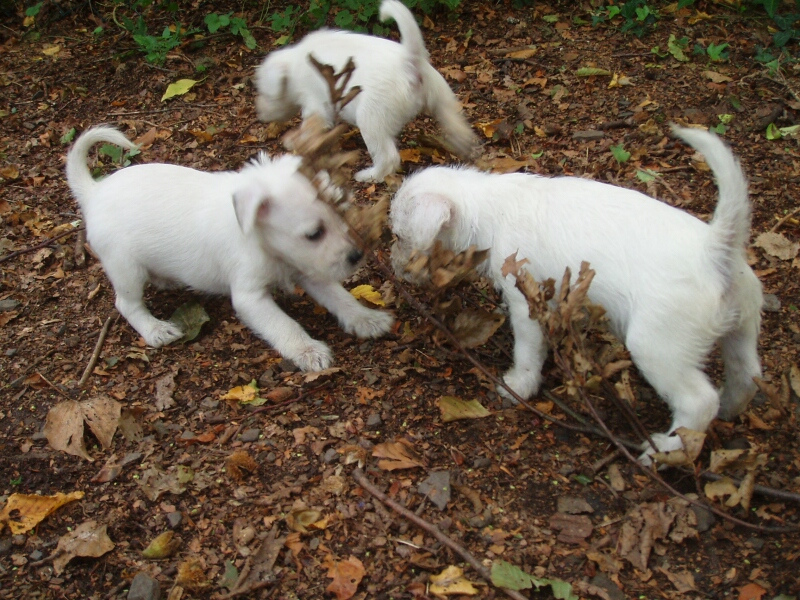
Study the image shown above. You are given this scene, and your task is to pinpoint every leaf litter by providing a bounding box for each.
[1,3,799,599]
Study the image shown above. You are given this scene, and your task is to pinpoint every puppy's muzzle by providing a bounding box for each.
[347,248,364,265]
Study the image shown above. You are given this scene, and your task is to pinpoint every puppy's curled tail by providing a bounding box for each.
[66,126,137,206]
[380,0,428,63]
[671,125,751,284]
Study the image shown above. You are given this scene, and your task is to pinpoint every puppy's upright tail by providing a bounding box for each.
[66,126,137,206]
[671,125,751,284]
[380,0,428,64]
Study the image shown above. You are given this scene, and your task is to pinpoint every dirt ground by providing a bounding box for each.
[1,1,799,598]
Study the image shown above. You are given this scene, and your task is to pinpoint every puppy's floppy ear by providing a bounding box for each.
[233,187,271,234]
[405,193,453,247]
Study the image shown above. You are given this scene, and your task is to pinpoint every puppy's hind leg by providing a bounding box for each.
[231,287,333,372]
[498,287,548,403]
[627,324,720,463]
[300,278,394,339]
[354,115,402,183]
[106,262,183,347]
[718,313,761,420]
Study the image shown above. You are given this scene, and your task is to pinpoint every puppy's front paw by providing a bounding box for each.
[345,310,394,339]
[141,321,184,348]
[290,340,334,372]
[354,167,380,183]
[638,433,685,467]
[497,368,540,404]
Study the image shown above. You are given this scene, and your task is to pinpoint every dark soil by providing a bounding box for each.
[1,1,799,599]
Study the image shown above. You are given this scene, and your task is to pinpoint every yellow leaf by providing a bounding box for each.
[221,380,259,403]
[0,491,84,534]
[142,530,181,559]
[42,45,61,56]
[161,79,199,102]
[429,565,479,596]
[398,148,421,163]
[350,284,385,306]
[437,396,491,423]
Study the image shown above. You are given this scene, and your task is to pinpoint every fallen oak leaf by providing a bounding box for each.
[0,491,85,535]
[372,439,425,470]
[324,555,365,600]
[51,520,114,575]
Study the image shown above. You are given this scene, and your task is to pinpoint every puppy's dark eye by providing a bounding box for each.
[306,225,325,241]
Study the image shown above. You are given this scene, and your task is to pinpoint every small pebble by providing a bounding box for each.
[200,397,219,409]
[127,572,161,600]
[0,299,20,312]
[366,413,382,430]
[277,359,299,373]
[762,294,781,313]
[166,512,183,529]
[4,348,17,357]
[239,428,261,443]
[472,457,492,469]
[12,534,26,546]
[323,448,339,464]
[0,538,12,554]
[28,550,43,561]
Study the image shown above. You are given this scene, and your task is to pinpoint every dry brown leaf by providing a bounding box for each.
[286,508,323,534]
[0,491,84,535]
[437,396,491,423]
[52,520,114,575]
[372,439,425,470]
[324,555,365,600]
[451,308,505,348]
[43,401,92,460]
[753,231,799,261]
[657,566,696,593]
[738,582,767,600]
[154,371,177,410]
[80,395,121,449]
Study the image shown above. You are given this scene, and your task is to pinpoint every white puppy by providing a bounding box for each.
[390,126,762,461]
[254,0,477,183]
[66,126,394,371]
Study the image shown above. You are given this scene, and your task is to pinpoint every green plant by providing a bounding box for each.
[752,0,800,47]
[610,144,631,163]
[706,42,730,61]
[266,0,463,43]
[204,12,256,49]
[99,144,141,167]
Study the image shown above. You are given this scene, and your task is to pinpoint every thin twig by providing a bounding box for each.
[353,468,528,600]
[79,315,114,387]
[768,206,800,233]
[553,349,800,533]
[698,470,800,505]
[377,256,627,441]
[36,371,71,400]
[246,382,333,417]
[5,349,56,390]
[0,227,84,264]
[590,449,622,474]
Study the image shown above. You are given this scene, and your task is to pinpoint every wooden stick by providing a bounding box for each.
[0,227,84,265]
[79,315,114,387]
[353,468,529,600]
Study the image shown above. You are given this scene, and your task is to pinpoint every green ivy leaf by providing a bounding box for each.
[60,127,76,145]
[610,144,630,163]
[668,34,689,62]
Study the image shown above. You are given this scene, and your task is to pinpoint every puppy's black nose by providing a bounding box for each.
[347,248,364,265]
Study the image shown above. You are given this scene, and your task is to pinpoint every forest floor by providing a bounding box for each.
[1,1,799,599]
